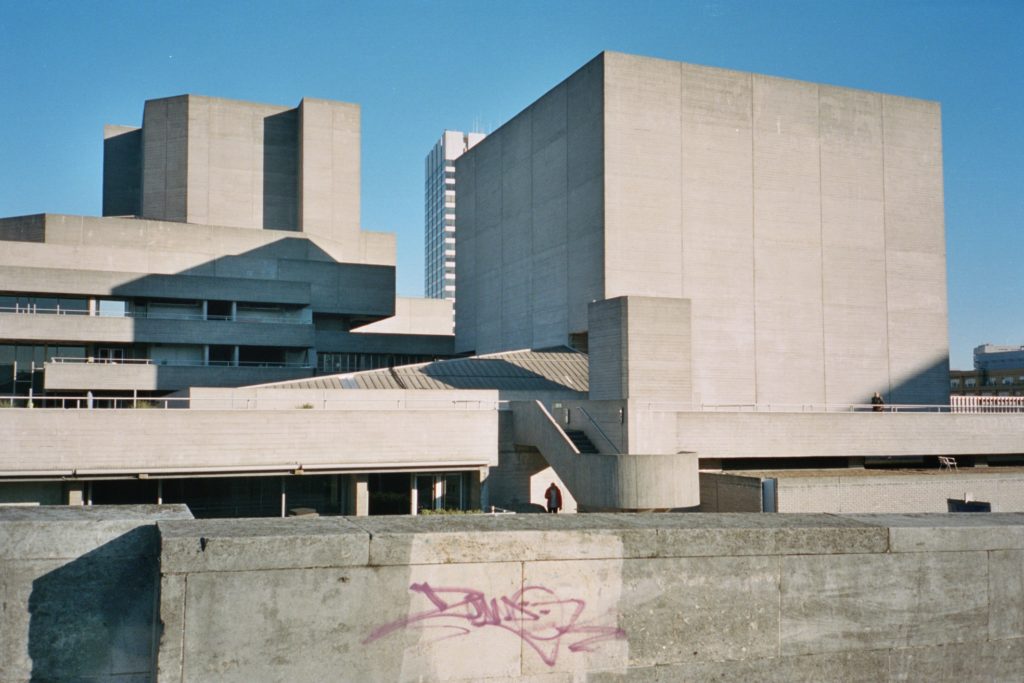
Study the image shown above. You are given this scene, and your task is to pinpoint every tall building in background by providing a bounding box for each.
[424,130,484,300]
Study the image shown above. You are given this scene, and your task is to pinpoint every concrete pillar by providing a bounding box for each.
[348,474,369,516]
[433,477,444,511]
[409,473,419,515]
[230,301,237,322]
[201,300,208,321]
[156,479,163,505]
[203,345,210,366]
[232,346,240,367]
[65,482,85,506]
[280,477,286,517]
[87,298,97,316]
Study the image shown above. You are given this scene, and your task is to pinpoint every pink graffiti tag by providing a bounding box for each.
[362,582,626,666]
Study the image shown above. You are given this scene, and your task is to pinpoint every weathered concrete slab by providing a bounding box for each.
[587,650,890,682]
[0,505,192,683]
[172,562,525,683]
[887,639,1024,682]
[847,512,1024,552]
[159,517,370,572]
[0,504,191,560]
[989,549,1024,640]
[781,551,989,655]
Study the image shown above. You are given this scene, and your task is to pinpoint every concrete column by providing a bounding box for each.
[232,346,240,367]
[349,474,369,516]
[65,481,85,506]
[433,477,444,511]
[201,300,208,321]
[203,345,210,366]
[280,477,286,517]
[409,473,419,515]
[87,298,97,316]
[230,301,237,322]
[156,479,163,505]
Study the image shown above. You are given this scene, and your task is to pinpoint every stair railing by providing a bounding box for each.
[575,406,621,454]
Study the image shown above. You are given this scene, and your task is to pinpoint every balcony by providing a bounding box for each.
[43,358,314,391]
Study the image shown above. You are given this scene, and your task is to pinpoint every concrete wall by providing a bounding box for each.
[698,472,764,512]
[0,215,395,306]
[124,95,362,245]
[42,362,314,392]
[454,54,604,354]
[455,51,949,407]
[588,296,692,402]
[0,406,497,477]
[0,505,192,683]
[102,125,141,217]
[673,411,1024,459]
[353,297,454,335]
[155,513,1024,681]
[724,470,1024,514]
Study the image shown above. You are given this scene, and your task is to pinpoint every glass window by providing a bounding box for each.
[98,299,128,317]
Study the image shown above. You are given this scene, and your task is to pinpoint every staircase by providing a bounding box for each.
[565,429,599,454]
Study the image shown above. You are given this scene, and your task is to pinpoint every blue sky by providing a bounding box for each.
[1,0,1021,369]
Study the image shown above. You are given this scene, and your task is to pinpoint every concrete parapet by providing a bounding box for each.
[0,505,192,683]
[152,513,1024,681]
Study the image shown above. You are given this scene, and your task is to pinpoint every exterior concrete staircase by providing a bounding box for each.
[510,400,698,510]
[565,429,599,454]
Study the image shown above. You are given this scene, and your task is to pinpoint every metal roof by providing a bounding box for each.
[260,347,589,392]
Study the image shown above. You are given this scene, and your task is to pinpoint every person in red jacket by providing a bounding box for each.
[544,482,563,513]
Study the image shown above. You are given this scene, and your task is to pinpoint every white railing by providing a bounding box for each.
[0,306,311,326]
[950,395,1024,414]
[0,394,500,411]
[48,357,313,369]
[634,401,1024,414]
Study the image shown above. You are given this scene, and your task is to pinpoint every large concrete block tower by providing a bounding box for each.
[454,51,949,407]
[103,95,361,251]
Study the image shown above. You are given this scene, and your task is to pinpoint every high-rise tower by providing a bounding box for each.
[424,131,484,300]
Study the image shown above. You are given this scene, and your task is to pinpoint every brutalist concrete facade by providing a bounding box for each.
[455,51,949,407]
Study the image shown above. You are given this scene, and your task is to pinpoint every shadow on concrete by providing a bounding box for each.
[262,110,299,231]
[885,356,951,407]
[28,527,160,681]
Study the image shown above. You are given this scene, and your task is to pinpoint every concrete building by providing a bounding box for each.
[424,130,484,302]
[0,95,463,515]
[454,51,949,408]
[974,343,1024,371]
[3,55,1024,518]
[0,95,453,399]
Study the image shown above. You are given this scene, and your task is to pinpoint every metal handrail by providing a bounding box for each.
[576,406,620,454]
[0,393,500,411]
[0,306,311,326]
[47,357,313,369]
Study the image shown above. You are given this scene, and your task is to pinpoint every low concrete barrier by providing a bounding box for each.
[158,513,1024,681]
[0,505,193,682]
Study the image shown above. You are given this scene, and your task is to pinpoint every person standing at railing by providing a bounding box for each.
[872,392,885,413]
